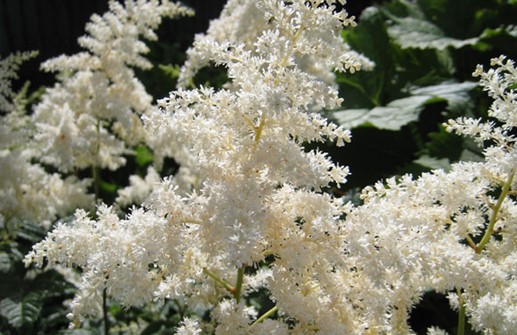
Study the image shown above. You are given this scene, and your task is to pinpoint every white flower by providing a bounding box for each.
[115,166,161,207]
[176,317,202,335]
[32,0,193,172]
[0,53,92,226]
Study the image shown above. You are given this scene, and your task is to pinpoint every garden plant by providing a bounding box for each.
[1,0,517,334]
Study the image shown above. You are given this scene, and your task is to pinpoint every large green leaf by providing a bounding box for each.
[333,82,477,130]
[410,81,477,113]
[339,4,458,112]
[333,95,431,130]
[0,293,42,329]
[387,16,479,49]
[412,155,451,171]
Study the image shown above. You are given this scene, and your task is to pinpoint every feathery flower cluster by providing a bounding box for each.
[341,55,517,334]
[177,0,372,89]
[32,0,193,172]
[26,0,371,331]
[0,52,92,227]
[0,51,37,113]
[22,0,517,333]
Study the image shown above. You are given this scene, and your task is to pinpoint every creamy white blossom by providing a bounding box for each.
[115,166,161,207]
[24,0,517,333]
[0,51,37,113]
[341,55,517,333]
[32,0,193,172]
[0,53,92,227]
[27,0,366,331]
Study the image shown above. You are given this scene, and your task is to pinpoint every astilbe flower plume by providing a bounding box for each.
[26,0,372,332]
[31,0,193,172]
[341,55,517,334]
[0,52,92,227]
[25,0,517,333]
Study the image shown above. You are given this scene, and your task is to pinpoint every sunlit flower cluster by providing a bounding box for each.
[32,0,193,172]
[26,0,371,331]
[341,55,517,334]
[17,0,517,334]
[0,52,92,227]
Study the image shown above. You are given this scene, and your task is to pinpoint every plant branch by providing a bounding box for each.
[477,170,515,253]
[103,287,109,335]
[251,305,278,327]
[203,268,235,294]
[234,266,245,303]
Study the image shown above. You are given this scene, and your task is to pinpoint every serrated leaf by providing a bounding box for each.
[410,81,477,113]
[333,96,431,130]
[0,293,42,329]
[387,16,479,49]
[334,81,477,130]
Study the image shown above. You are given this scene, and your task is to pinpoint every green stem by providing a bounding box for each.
[477,170,515,253]
[203,268,235,294]
[234,266,245,303]
[250,305,278,327]
[456,288,465,335]
[92,165,100,203]
[103,288,109,335]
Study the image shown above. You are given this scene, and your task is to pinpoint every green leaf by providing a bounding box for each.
[413,155,451,171]
[100,180,117,194]
[409,81,478,114]
[425,128,464,161]
[340,7,393,108]
[15,221,46,244]
[381,0,487,50]
[333,81,477,130]
[0,293,42,329]
[333,96,431,130]
[0,253,10,273]
[158,64,181,79]
[387,16,479,49]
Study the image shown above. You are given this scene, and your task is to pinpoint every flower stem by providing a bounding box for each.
[92,165,100,203]
[103,287,110,335]
[203,267,235,294]
[477,170,515,253]
[234,266,245,303]
[456,288,465,335]
[251,305,278,327]
[253,112,266,146]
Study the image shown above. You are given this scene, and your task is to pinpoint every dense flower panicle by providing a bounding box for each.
[23,0,517,333]
[32,0,193,172]
[177,0,372,88]
[115,166,161,207]
[0,53,92,227]
[0,149,92,227]
[28,0,365,330]
[341,56,517,333]
[0,51,37,113]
